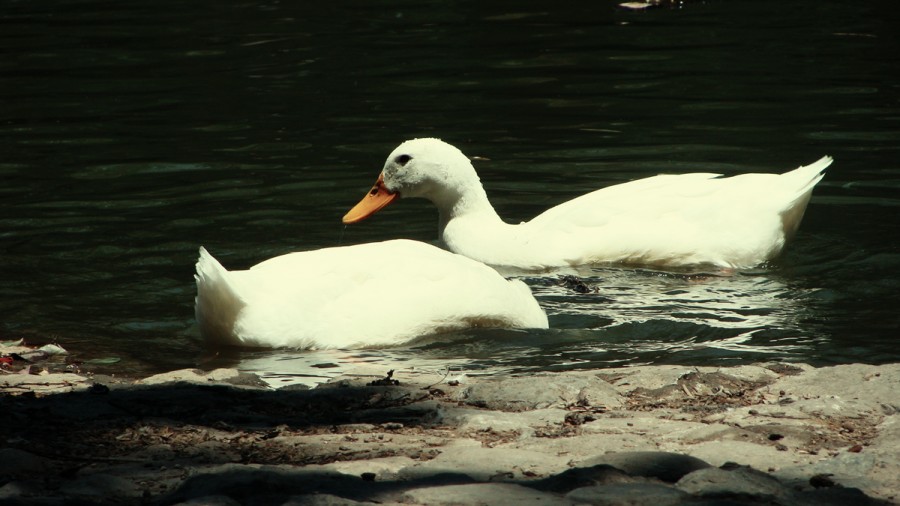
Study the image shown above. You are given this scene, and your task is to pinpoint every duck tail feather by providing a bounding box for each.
[779,156,832,238]
[785,155,832,196]
[195,247,244,345]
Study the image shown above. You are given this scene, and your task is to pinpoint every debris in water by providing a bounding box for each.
[368,369,400,387]
[559,275,596,294]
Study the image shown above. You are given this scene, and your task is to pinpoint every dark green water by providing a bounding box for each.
[3,0,899,386]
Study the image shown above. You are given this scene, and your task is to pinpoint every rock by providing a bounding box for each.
[677,464,792,502]
[316,456,418,481]
[580,412,701,440]
[866,414,900,501]
[723,364,787,382]
[531,465,640,493]
[2,362,898,505]
[580,451,712,483]
[162,464,378,505]
[401,444,570,482]
[172,495,242,506]
[0,372,89,395]
[769,364,900,416]
[0,480,67,505]
[437,406,567,433]
[775,451,881,498]
[401,483,572,506]
[136,368,267,388]
[509,429,660,461]
[59,472,140,500]
[126,443,177,461]
[565,483,688,505]
[685,440,804,473]
[0,448,53,475]
[792,486,893,506]
[453,374,622,412]
[599,365,702,392]
[282,494,370,505]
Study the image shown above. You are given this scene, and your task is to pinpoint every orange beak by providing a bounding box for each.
[342,173,399,224]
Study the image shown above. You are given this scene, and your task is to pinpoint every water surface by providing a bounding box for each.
[2,0,898,386]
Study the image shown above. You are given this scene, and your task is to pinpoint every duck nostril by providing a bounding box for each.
[369,187,379,196]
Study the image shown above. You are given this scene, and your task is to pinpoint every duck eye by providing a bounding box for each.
[395,154,412,166]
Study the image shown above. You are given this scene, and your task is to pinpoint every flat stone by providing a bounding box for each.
[769,364,900,416]
[792,486,891,506]
[172,495,242,506]
[717,365,784,383]
[565,482,688,506]
[0,372,89,395]
[0,480,66,504]
[683,440,808,472]
[401,445,569,482]
[775,451,882,498]
[530,464,641,493]
[580,451,711,483]
[865,414,900,501]
[580,412,706,441]
[512,430,659,458]
[438,406,567,433]
[283,494,370,505]
[0,448,53,475]
[453,374,622,412]
[137,368,266,388]
[677,465,792,502]
[315,456,419,480]
[162,464,389,504]
[789,396,883,419]
[401,483,571,506]
[668,420,760,445]
[600,365,704,392]
[59,472,140,499]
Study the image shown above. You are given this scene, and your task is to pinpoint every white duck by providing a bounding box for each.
[343,138,831,271]
[194,239,548,349]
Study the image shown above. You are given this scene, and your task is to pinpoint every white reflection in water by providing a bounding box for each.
[533,266,819,356]
[533,266,809,331]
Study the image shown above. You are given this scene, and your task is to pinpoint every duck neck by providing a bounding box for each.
[435,180,504,239]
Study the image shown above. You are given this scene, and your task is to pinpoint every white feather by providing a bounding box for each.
[194,240,548,349]
[363,139,831,270]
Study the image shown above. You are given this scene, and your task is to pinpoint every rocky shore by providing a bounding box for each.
[1,347,898,505]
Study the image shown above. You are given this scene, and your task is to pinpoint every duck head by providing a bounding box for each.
[342,138,477,224]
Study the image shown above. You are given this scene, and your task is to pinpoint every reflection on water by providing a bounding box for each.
[533,268,811,331]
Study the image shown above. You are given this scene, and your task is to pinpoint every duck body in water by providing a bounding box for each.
[344,138,831,271]
[195,239,548,349]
